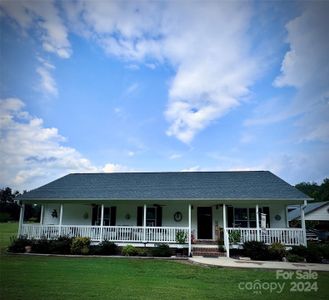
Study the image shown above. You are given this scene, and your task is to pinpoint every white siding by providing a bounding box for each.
[305,203,329,221]
[43,204,60,225]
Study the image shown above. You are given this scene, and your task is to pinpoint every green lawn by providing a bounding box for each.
[0,222,18,254]
[1,223,329,299]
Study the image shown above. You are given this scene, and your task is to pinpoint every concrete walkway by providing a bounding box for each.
[189,256,329,271]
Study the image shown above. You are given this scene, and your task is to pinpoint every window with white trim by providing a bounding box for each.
[234,208,256,228]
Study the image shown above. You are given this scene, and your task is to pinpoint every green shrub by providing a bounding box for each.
[243,241,269,260]
[290,245,308,257]
[290,244,322,263]
[229,230,241,244]
[137,248,148,256]
[317,243,329,259]
[122,245,139,256]
[50,236,73,254]
[151,244,172,257]
[7,236,31,253]
[97,240,117,255]
[305,245,323,263]
[31,238,52,254]
[268,242,286,261]
[175,231,187,244]
[287,253,305,262]
[70,237,90,255]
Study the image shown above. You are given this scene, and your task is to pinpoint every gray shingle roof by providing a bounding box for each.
[288,201,329,221]
[18,171,310,202]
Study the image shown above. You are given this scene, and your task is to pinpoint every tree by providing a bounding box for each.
[295,178,329,202]
[0,187,20,222]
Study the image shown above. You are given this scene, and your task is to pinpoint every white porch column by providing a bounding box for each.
[143,204,147,242]
[58,204,63,237]
[40,205,44,225]
[188,204,192,257]
[223,204,229,258]
[285,205,289,227]
[301,200,307,246]
[100,204,104,242]
[18,203,25,237]
[256,204,260,241]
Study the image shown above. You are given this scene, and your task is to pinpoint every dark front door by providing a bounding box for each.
[197,207,212,239]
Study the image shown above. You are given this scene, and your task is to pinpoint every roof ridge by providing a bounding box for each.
[69,170,269,175]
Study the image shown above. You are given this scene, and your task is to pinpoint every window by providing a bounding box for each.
[92,205,116,226]
[234,208,256,228]
[146,207,156,226]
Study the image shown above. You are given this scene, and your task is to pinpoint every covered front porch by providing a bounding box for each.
[18,200,308,257]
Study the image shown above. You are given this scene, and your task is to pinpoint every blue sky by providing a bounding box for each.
[0,0,328,191]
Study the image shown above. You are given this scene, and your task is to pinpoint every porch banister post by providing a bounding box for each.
[285,205,289,227]
[223,204,229,258]
[59,204,63,237]
[301,200,307,246]
[100,204,104,242]
[18,203,25,237]
[188,204,192,257]
[143,204,147,242]
[256,204,260,241]
[40,205,44,225]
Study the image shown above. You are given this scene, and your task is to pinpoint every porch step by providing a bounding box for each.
[192,246,226,257]
[193,239,217,245]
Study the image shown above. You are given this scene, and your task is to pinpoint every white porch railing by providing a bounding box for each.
[226,227,306,246]
[20,224,189,243]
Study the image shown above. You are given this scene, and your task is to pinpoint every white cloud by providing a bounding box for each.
[246,3,329,143]
[181,166,202,172]
[0,98,129,190]
[124,83,139,96]
[102,163,131,173]
[63,1,258,143]
[0,0,71,58]
[36,58,58,96]
[169,153,182,160]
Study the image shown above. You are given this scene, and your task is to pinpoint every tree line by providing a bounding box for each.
[295,178,329,202]
[0,187,40,222]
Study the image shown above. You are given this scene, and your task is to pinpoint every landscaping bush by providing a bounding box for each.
[305,244,323,263]
[122,245,139,256]
[70,237,90,255]
[50,236,73,254]
[137,248,148,256]
[31,238,52,254]
[268,242,286,261]
[318,243,329,259]
[175,231,187,244]
[290,244,322,263]
[151,244,172,257]
[287,253,305,262]
[97,240,118,255]
[7,236,31,253]
[243,241,269,260]
[290,245,308,257]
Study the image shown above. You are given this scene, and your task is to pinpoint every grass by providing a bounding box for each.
[1,223,329,299]
[0,222,17,254]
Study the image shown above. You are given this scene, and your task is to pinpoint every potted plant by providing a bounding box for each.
[175,230,187,256]
[229,230,241,249]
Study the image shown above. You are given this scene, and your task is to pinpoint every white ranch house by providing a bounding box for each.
[17,171,310,257]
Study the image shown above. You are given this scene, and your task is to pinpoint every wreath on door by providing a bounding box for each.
[174,211,183,222]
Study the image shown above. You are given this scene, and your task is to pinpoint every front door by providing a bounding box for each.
[197,207,212,239]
